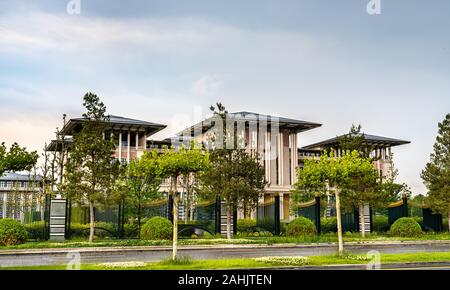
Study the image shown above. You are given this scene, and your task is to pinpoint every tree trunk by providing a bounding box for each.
[89,201,95,243]
[172,176,178,260]
[226,204,232,240]
[359,203,366,238]
[335,188,344,255]
[138,203,141,228]
[448,211,450,233]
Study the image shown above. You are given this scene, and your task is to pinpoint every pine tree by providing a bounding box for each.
[421,114,450,232]
[63,93,120,242]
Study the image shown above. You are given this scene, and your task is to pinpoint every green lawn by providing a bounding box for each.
[1,232,450,250]
[3,251,450,270]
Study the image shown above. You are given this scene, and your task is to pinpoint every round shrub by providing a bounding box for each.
[286,217,316,237]
[0,219,28,246]
[140,217,173,240]
[321,217,337,233]
[389,217,423,237]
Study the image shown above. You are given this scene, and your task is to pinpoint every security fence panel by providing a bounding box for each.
[422,208,443,232]
[342,209,359,232]
[388,198,408,226]
[296,196,321,234]
[256,196,280,235]
[193,199,216,234]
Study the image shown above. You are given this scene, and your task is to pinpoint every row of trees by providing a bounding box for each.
[293,125,409,255]
[60,95,266,260]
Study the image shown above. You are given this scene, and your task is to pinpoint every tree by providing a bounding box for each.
[117,150,162,228]
[0,142,38,177]
[158,144,210,260]
[202,103,266,239]
[421,113,450,232]
[202,149,266,239]
[337,124,376,160]
[339,153,383,238]
[63,93,120,242]
[295,150,378,254]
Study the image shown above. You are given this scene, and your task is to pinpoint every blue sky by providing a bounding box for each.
[1,0,449,195]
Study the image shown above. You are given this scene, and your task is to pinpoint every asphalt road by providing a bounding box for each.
[0,242,449,268]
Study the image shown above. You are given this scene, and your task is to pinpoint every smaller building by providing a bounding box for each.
[0,172,43,222]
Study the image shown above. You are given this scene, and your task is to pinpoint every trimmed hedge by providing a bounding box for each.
[140,217,173,240]
[286,217,316,237]
[24,221,46,241]
[0,219,28,246]
[389,217,423,237]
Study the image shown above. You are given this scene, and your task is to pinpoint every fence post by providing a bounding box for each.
[215,196,221,234]
[274,195,281,236]
[233,207,238,236]
[315,196,321,235]
[369,206,373,233]
[65,200,71,239]
[403,196,408,217]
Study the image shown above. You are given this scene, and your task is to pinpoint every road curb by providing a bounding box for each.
[0,240,449,256]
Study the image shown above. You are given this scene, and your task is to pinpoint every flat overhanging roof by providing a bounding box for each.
[60,115,167,136]
[177,111,322,136]
[302,133,411,149]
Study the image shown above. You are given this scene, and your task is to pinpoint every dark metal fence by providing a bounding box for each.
[295,196,321,234]
[256,196,280,235]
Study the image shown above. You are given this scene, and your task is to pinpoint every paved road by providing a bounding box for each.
[0,242,449,267]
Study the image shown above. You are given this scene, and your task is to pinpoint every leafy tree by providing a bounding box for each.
[381,151,410,203]
[158,144,210,260]
[295,150,379,254]
[0,142,38,176]
[421,113,450,232]
[202,103,266,239]
[117,150,162,228]
[62,93,121,242]
[340,153,383,238]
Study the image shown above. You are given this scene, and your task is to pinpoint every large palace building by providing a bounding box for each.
[42,110,410,222]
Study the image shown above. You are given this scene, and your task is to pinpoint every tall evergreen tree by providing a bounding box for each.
[421,114,450,232]
[63,93,120,242]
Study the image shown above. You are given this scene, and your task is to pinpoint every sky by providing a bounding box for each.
[0,0,449,195]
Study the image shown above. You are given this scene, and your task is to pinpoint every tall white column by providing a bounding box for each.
[136,131,139,150]
[127,129,131,163]
[279,193,284,220]
[265,131,271,183]
[278,132,283,185]
[119,131,122,162]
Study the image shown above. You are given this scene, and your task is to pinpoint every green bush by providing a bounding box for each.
[24,221,46,241]
[124,223,140,238]
[0,219,28,246]
[237,218,257,233]
[140,217,173,240]
[286,217,316,237]
[372,215,389,232]
[389,217,423,237]
[321,217,337,233]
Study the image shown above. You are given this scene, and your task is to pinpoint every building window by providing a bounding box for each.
[121,130,128,146]
[130,132,136,147]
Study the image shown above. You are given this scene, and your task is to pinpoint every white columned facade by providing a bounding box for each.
[2,193,6,218]
[279,193,284,221]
